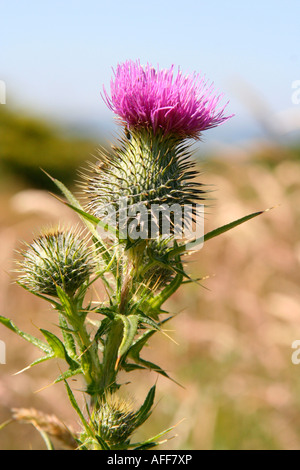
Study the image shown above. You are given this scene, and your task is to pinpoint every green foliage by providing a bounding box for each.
[0,107,98,189]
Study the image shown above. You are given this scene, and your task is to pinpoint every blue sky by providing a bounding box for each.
[1,0,300,146]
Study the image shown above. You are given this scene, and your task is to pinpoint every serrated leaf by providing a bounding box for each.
[0,316,51,353]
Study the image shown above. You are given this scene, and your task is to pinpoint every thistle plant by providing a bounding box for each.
[0,60,266,450]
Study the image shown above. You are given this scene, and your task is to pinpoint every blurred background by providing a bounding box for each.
[1,0,300,450]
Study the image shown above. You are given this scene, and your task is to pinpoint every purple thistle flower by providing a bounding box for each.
[102,60,232,139]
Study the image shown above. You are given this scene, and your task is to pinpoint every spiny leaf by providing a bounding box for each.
[40,329,79,370]
[132,441,160,450]
[128,329,157,357]
[65,203,119,238]
[115,314,139,364]
[0,316,51,353]
[135,385,156,428]
[41,169,82,211]
[121,363,146,372]
[134,356,176,383]
[137,312,161,331]
[127,328,180,385]
[94,306,116,319]
[127,315,172,359]
[64,380,91,435]
[94,317,112,342]
[168,208,267,259]
[130,424,176,450]
[54,367,82,384]
[40,329,66,359]
[13,355,54,376]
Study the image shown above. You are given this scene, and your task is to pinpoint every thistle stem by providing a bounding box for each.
[99,318,124,394]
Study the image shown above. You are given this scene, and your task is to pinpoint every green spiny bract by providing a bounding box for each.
[17,229,95,297]
[81,128,206,242]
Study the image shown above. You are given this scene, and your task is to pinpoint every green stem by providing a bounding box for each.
[99,318,124,394]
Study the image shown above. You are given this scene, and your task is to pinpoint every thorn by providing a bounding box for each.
[115,355,121,370]
[40,168,54,181]
[48,192,66,204]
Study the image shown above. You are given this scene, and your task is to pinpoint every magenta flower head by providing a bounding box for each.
[102,60,232,139]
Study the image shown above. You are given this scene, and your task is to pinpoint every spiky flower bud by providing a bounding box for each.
[81,129,205,242]
[94,393,137,446]
[17,229,95,297]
